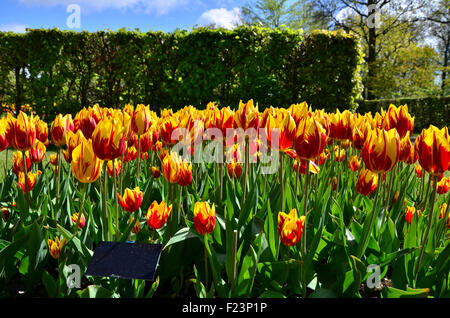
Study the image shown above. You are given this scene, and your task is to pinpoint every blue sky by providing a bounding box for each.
[0,0,247,33]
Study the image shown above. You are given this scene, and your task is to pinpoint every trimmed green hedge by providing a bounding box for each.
[0,27,363,118]
[357,96,450,132]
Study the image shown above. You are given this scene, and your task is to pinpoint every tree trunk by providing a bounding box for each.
[14,67,22,110]
[367,0,377,100]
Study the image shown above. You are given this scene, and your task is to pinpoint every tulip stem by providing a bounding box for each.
[4,148,8,178]
[73,183,87,236]
[56,147,61,209]
[421,174,432,212]
[102,164,109,241]
[336,143,341,194]
[356,181,381,259]
[301,162,310,298]
[136,137,141,183]
[240,139,249,210]
[22,150,30,211]
[204,236,209,294]
[114,161,120,241]
[280,153,284,212]
[231,229,238,294]
[381,167,395,237]
[414,175,438,286]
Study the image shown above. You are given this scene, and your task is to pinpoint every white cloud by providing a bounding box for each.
[0,24,29,33]
[198,7,242,29]
[18,0,189,15]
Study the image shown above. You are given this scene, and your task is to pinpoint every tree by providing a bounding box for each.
[424,0,450,95]
[241,0,325,31]
[312,0,428,99]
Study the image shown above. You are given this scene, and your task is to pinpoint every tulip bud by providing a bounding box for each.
[193,201,216,235]
[348,155,361,172]
[107,159,122,178]
[356,168,378,196]
[48,237,66,259]
[151,166,161,178]
[278,208,305,247]
[405,206,419,225]
[146,200,172,230]
[18,170,41,193]
[117,187,143,213]
[131,104,152,136]
[295,117,327,160]
[71,212,86,229]
[51,114,74,147]
[9,111,36,151]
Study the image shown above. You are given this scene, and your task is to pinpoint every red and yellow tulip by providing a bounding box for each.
[117,187,143,213]
[193,201,216,235]
[356,168,378,196]
[146,200,172,230]
[48,237,66,259]
[361,128,400,174]
[71,139,103,183]
[278,208,305,247]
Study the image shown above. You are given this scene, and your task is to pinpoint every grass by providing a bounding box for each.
[0,149,56,181]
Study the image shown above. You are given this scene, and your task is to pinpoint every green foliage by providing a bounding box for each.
[0,27,362,116]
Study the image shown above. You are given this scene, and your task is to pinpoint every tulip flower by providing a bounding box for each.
[0,117,10,151]
[178,159,193,187]
[125,146,138,162]
[117,187,143,213]
[405,206,419,225]
[295,117,327,160]
[334,145,345,162]
[51,114,74,147]
[211,106,235,137]
[293,159,320,175]
[352,120,371,150]
[348,155,361,172]
[383,104,414,139]
[398,132,413,163]
[318,148,330,165]
[393,190,400,204]
[193,201,216,235]
[328,109,350,140]
[439,203,450,229]
[130,217,141,234]
[30,140,46,164]
[415,125,450,176]
[234,99,259,131]
[8,111,36,151]
[71,139,103,183]
[107,159,122,178]
[63,130,86,163]
[131,104,152,136]
[18,171,41,193]
[415,164,423,178]
[160,117,180,146]
[48,237,66,259]
[1,207,10,222]
[91,117,126,161]
[138,130,153,153]
[227,162,242,179]
[276,111,297,152]
[361,128,400,174]
[278,208,305,247]
[436,177,449,195]
[146,200,172,230]
[79,105,103,139]
[12,151,31,176]
[288,102,308,125]
[356,168,378,196]
[330,176,338,191]
[71,212,86,229]
[34,117,48,144]
[162,152,181,184]
[151,166,161,178]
